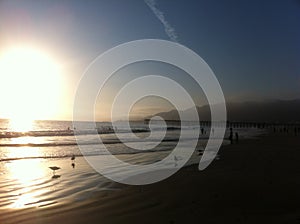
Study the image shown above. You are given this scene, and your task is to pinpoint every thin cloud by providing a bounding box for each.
[145,0,179,42]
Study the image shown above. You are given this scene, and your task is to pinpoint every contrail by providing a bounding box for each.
[144,0,179,42]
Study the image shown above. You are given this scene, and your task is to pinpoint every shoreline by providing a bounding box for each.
[1,133,300,223]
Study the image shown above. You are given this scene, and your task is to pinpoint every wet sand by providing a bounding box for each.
[1,133,300,224]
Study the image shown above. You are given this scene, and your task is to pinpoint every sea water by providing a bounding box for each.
[0,119,265,208]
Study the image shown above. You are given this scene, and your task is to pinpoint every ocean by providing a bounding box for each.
[0,119,264,208]
[0,119,198,162]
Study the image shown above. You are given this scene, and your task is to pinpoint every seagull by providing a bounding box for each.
[49,166,61,175]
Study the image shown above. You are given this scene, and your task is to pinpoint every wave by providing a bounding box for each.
[0,128,152,139]
[0,154,86,162]
[0,137,180,148]
[0,147,177,162]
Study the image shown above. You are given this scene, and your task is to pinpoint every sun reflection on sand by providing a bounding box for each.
[12,188,47,208]
[5,159,47,208]
[6,146,41,160]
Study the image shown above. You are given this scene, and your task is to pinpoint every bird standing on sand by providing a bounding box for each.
[49,166,61,175]
[71,154,75,161]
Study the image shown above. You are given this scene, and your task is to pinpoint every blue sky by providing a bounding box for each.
[0,0,300,120]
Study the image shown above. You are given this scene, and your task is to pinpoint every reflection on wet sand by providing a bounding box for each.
[5,159,47,208]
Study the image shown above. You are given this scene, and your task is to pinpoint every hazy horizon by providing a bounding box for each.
[1,97,298,123]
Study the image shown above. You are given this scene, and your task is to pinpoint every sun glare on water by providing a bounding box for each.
[0,46,62,129]
[9,117,33,132]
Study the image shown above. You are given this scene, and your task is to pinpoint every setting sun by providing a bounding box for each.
[0,46,62,123]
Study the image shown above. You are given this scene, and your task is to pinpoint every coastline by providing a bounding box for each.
[1,132,300,224]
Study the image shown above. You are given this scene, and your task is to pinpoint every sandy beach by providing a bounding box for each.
[0,131,299,224]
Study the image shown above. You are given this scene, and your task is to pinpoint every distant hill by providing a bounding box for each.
[150,99,300,123]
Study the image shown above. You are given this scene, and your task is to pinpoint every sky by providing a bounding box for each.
[0,0,300,121]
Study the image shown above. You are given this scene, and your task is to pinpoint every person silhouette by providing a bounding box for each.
[235,132,239,143]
